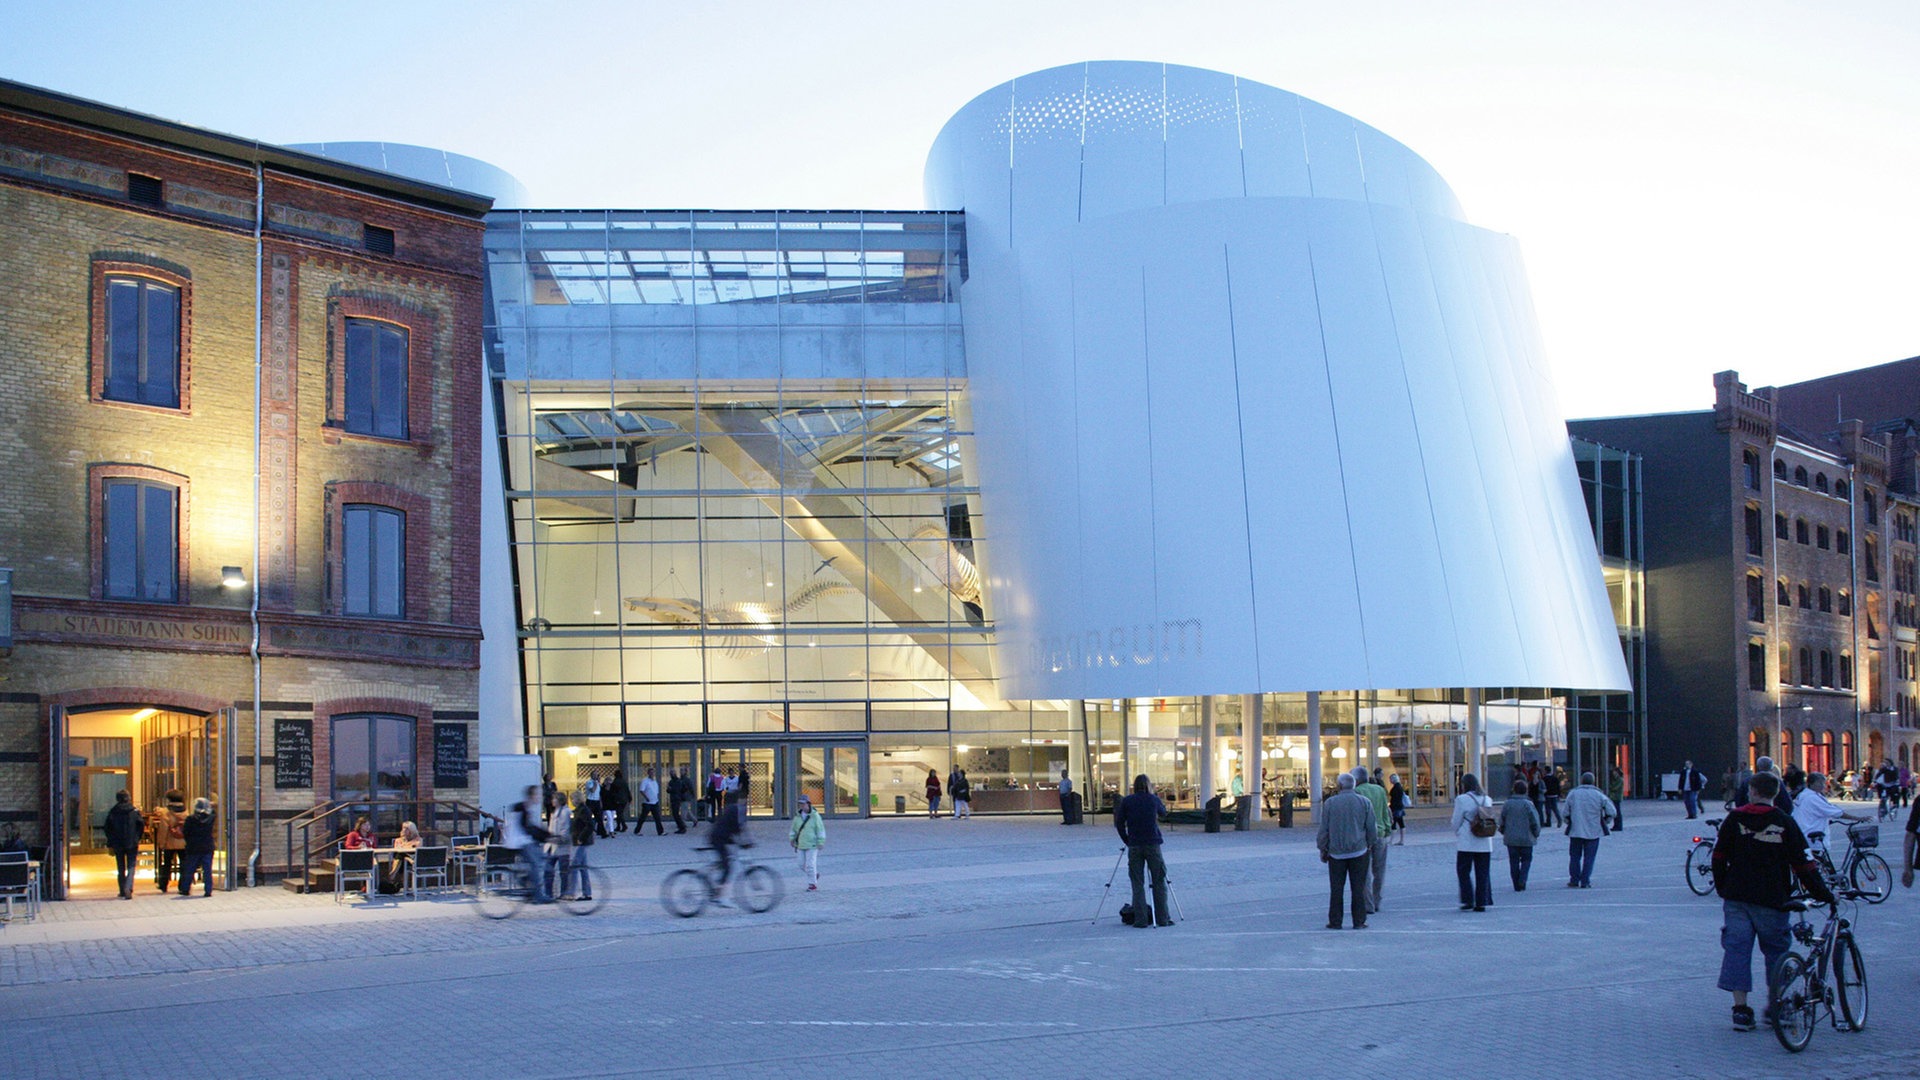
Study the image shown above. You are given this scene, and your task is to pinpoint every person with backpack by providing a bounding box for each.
[1563,771,1613,888]
[789,794,825,890]
[1450,773,1496,911]
[104,789,144,899]
[148,789,187,893]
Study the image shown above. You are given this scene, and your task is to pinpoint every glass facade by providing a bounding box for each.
[1570,437,1647,793]
[487,210,1081,814]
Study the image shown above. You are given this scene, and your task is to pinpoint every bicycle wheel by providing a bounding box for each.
[1851,852,1892,904]
[562,868,609,916]
[738,864,784,913]
[475,866,526,921]
[1833,933,1868,1031]
[1770,954,1817,1053]
[661,868,709,918]
[1684,840,1715,896]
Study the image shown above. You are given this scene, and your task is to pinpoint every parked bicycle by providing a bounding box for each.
[660,845,783,917]
[1684,817,1722,896]
[1770,888,1870,1052]
[473,845,608,919]
[1814,822,1892,905]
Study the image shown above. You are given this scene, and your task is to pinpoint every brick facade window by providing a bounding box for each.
[325,481,430,620]
[342,504,405,618]
[91,260,191,412]
[326,295,435,446]
[90,464,190,602]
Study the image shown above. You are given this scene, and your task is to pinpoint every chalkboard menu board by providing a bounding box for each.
[274,718,313,790]
[433,722,469,788]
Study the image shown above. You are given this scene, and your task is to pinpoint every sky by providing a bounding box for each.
[4,0,1915,420]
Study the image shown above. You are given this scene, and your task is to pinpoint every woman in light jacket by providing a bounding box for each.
[789,795,826,891]
[1450,773,1495,911]
[545,793,574,900]
[1498,780,1542,891]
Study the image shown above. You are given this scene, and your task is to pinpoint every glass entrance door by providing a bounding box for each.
[791,742,868,817]
[707,746,778,817]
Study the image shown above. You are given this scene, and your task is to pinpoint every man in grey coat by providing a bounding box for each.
[1563,771,1613,888]
[1316,773,1377,929]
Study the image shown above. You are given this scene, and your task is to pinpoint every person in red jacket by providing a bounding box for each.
[1711,771,1834,1032]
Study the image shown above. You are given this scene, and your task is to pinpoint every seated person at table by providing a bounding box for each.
[380,821,423,894]
[341,817,378,851]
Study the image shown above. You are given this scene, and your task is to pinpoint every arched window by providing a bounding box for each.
[1815,472,1829,493]
[1744,503,1764,556]
[1835,479,1850,500]
[1818,586,1832,612]
[1797,583,1810,609]
[1777,578,1791,606]
[1866,491,1878,526]
[1825,731,1839,774]
[1838,589,1852,615]
[1750,729,1769,769]
[1747,573,1766,622]
[1841,651,1855,689]
[1798,647,1813,685]
[1841,730,1855,772]
[1783,729,1799,767]
[1796,518,1810,544]
[1775,512,1790,540]
[1743,450,1761,489]
[1819,650,1834,687]
[1837,529,1851,555]
[1794,465,1809,486]
[1816,525,1830,550]
[1774,458,1789,480]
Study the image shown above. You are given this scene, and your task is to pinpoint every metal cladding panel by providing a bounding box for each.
[927,61,1630,700]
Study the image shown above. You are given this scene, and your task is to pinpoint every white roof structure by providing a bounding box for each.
[926,61,1629,701]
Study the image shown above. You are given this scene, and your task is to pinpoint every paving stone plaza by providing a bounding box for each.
[4,800,1915,1079]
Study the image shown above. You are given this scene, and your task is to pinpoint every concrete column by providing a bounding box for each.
[1242,693,1262,820]
[1467,688,1484,784]
[1069,699,1089,807]
[1307,691,1323,820]
[1199,696,1215,807]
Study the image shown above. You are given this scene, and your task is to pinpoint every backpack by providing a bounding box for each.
[1468,797,1498,838]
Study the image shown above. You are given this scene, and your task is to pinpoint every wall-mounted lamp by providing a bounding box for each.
[221,566,247,589]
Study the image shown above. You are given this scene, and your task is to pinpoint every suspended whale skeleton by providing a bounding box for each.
[623,528,981,657]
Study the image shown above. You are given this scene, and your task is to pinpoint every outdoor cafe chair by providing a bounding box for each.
[335,848,377,903]
[449,834,483,883]
[0,860,38,921]
[407,846,450,898]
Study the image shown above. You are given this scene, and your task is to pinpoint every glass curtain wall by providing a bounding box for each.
[1571,438,1646,794]
[487,210,1082,812]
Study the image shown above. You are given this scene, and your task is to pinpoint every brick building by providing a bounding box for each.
[1570,360,1920,791]
[0,80,489,897]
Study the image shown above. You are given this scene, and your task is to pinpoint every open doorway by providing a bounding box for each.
[60,705,224,899]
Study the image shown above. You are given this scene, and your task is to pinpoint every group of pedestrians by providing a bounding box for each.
[98,787,216,899]
[924,766,974,818]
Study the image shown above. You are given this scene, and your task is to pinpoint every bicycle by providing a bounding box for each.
[660,845,783,917]
[1684,817,1722,896]
[473,845,608,919]
[1814,822,1892,905]
[1770,888,1869,1052]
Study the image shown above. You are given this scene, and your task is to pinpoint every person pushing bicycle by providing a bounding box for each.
[707,772,752,907]
[1712,771,1834,1032]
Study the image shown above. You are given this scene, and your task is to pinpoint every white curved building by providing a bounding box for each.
[927,61,1626,702]
[480,63,1633,820]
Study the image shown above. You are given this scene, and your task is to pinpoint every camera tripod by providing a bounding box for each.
[1091,846,1183,925]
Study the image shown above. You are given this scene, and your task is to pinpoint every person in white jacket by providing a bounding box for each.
[1449,773,1495,911]
[1791,772,1865,863]
[1562,772,1614,889]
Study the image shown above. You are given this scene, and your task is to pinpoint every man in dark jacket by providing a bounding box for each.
[178,798,217,898]
[669,766,693,833]
[604,771,632,834]
[1681,760,1707,819]
[104,789,145,899]
[1114,774,1172,928]
[1712,771,1834,1031]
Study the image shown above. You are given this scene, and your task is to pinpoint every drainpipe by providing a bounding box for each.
[246,157,264,887]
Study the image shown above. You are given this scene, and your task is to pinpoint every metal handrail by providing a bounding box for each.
[285,799,486,887]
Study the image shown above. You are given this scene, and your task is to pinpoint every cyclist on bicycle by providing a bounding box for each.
[1791,772,1867,867]
[707,772,752,907]
[505,784,553,904]
[1873,760,1899,818]
[1712,771,1834,1031]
